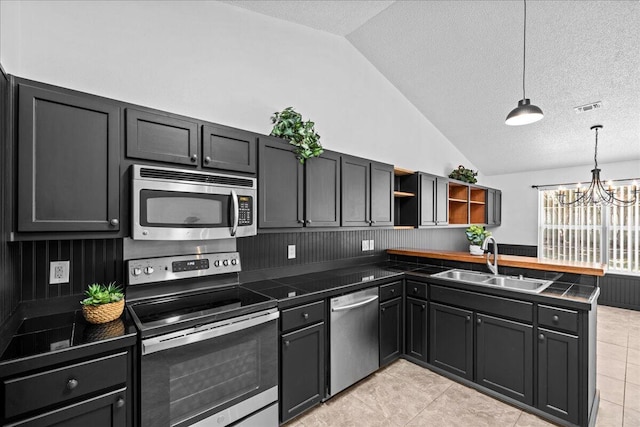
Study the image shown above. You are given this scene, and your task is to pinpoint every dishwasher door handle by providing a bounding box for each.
[331,295,379,312]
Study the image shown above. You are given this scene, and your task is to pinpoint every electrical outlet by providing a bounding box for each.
[49,261,70,284]
[369,240,374,251]
[287,244,296,259]
[361,240,370,251]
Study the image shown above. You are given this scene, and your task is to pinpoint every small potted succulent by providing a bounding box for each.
[81,282,125,324]
[465,225,491,255]
[449,165,478,184]
[270,107,323,164]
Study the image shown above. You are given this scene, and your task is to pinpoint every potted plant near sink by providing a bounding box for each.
[81,282,125,324]
[466,225,490,255]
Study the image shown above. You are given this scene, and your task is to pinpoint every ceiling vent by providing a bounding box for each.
[574,101,602,114]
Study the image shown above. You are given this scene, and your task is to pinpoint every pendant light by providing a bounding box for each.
[557,125,639,206]
[505,0,544,126]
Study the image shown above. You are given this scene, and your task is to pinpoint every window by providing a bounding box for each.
[538,184,640,275]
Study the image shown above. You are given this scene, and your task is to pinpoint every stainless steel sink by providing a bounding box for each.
[432,269,554,294]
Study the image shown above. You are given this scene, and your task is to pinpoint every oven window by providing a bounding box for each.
[141,190,231,228]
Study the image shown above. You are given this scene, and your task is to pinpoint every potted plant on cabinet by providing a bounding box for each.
[449,165,478,184]
[465,225,490,255]
[81,282,125,324]
[270,107,323,164]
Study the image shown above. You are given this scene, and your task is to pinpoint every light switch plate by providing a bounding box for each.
[287,245,296,259]
[361,240,370,251]
[369,240,374,251]
[49,261,70,284]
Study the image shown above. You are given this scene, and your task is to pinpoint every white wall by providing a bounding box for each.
[0,0,472,176]
[482,160,640,246]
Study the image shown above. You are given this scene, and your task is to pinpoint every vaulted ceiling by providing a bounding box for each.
[224,0,640,176]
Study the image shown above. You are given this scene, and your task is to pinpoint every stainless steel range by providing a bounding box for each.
[126,251,278,427]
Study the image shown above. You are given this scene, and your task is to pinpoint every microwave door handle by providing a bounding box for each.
[231,190,239,237]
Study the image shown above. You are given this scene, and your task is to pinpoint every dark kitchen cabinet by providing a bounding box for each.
[201,124,256,174]
[429,302,473,380]
[419,173,448,226]
[476,313,533,405]
[341,156,393,227]
[405,297,428,363]
[280,301,326,423]
[17,82,120,233]
[487,188,502,226]
[258,137,340,228]
[126,108,199,166]
[379,281,404,366]
[537,328,579,424]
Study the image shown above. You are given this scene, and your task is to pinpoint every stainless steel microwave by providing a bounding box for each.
[131,165,256,240]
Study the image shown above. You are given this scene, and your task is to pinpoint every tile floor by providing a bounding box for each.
[285,305,639,427]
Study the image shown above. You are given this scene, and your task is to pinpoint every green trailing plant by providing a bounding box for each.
[449,165,478,184]
[465,225,491,246]
[270,107,323,164]
[81,282,124,306]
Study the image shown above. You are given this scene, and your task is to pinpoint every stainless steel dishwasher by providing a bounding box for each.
[329,287,379,396]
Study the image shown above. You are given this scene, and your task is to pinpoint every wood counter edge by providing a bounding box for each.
[387,249,606,277]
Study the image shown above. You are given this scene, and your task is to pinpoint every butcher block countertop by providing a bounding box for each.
[386,248,606,277]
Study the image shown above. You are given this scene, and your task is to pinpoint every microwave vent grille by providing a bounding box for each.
[140,168,254,188]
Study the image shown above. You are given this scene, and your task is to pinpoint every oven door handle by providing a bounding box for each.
[230,189,239,237]
[142,310,279,355]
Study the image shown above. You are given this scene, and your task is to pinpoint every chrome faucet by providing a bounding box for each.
[482,236,498,275]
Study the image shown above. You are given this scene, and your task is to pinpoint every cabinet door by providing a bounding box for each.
[305,151,341,227]
[9,388,127,427]
[258,137,303,228]
[435,178,449,225]
[281,323,325,423]
[201,124,256,174]
[476,314,533,405]
[537,328,579,424]
[341,156,370,226]
[487,189,502,226]
[380,297,403,366]
[18,84,120,232]
[126,108,198,166]
[370,161,394,226]
[494,190,502,225]
[419,174,436,226]
[429,303,473,380]
[405,297,428,363]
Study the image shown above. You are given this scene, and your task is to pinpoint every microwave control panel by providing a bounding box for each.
[128,252,241,285]
[237,196,253,226]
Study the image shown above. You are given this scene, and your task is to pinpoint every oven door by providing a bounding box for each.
[140,309,279,427]
[132,177,256,240]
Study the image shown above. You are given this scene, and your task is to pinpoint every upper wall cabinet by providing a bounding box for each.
[258,137,340,229]
[16,82,121,234]
[341,156,394,227]
[487,188,502,226]
[126,108,257,174]
[420,173,448,226]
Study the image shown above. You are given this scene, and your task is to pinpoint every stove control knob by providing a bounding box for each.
[132,267,142,276]
[144,266,154,275]
[231,259,238,266]
[214,260,221,267]
[223,259,229,267]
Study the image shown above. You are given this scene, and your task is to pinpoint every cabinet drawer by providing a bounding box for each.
[406,281,427,300]
[4,352,127,419]
[538,305,578,333]
[380,281,403,302]
[282,301,325,332]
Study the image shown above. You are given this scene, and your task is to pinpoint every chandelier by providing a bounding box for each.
[557,125,638,206]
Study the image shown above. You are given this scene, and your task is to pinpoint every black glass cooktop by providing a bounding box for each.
[129,287,274,331]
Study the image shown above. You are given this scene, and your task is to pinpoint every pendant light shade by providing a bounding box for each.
[505,99,544,126]
[505,0,543,126]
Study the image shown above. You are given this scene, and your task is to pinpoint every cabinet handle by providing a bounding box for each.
[552,315,559,323]
[204,156,212,164]
[421,304,426,310]
[284,340,290,347]
[190,154,198,162]
[390,289,396,294]
[371,220,376,224]
[539,333,545,341]
[413,287,418,294]
[297,220,304,224]
[302,313,309,320]
[66,379,78,390]
[381,307,386,313]
[476,318,482,325]
[109,218,119,226]
[306,220,312,224]
[466,315,471,322]
[116,398,125,408]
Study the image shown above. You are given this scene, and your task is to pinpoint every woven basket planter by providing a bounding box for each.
[82,299,125,324]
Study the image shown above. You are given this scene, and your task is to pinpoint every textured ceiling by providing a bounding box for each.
[224,0,640,176]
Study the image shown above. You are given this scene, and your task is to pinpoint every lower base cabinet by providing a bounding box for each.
[429,302,473,380]
[379,296,403,366]
[405,297,428,363]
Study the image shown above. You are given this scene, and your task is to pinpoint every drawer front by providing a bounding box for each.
[380,281,403,302]
[538,305,579,333]
[282,301,325,332]
[406,281,427,300]
[430,285,533,323]
[4,352,128,419]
